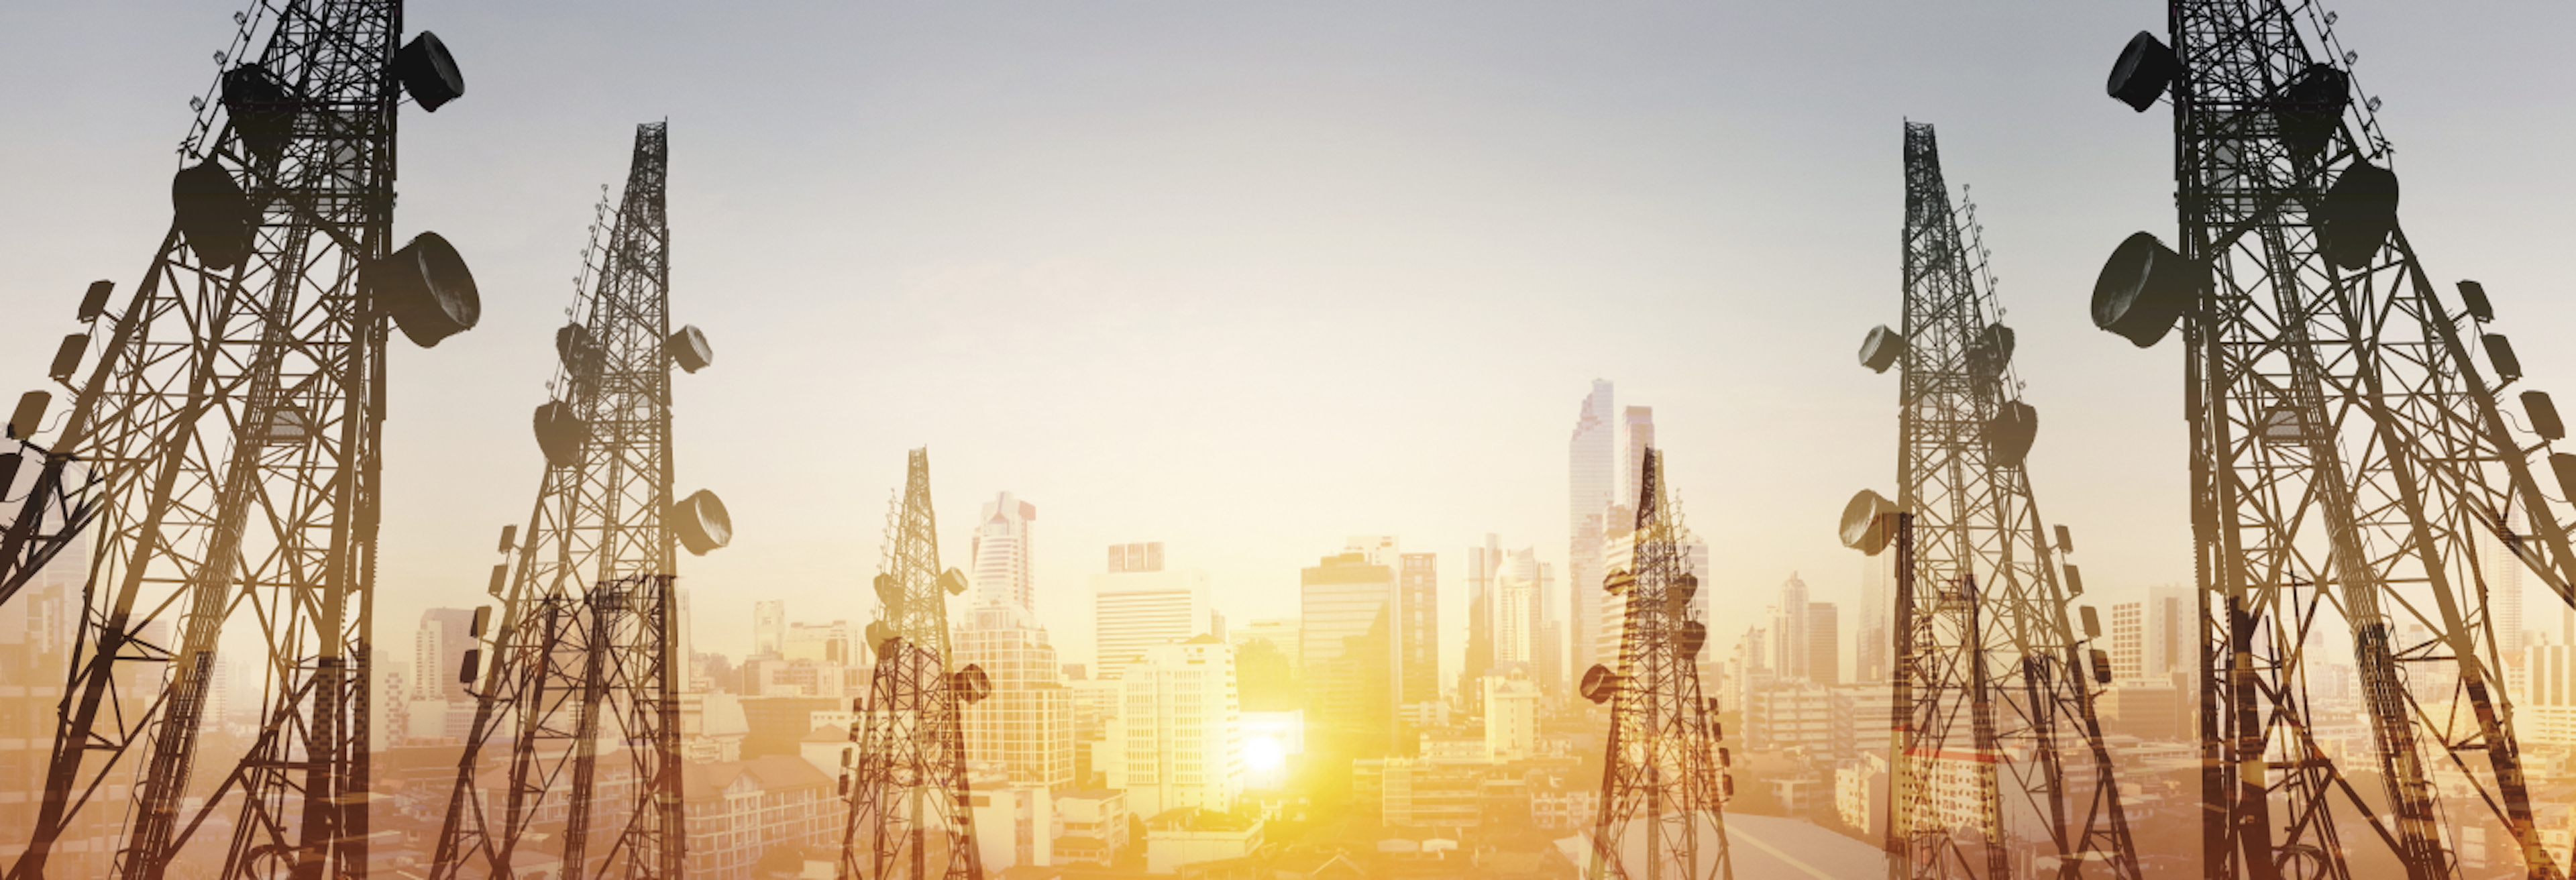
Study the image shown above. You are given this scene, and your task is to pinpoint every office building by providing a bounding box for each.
[2110,586,2190,683]
[1091,541,1213,681]
[1770,574,1811,681]
[1808,602,1840,686]
[1569,382,1618,688]
[1301,549,1399,759]
[1460,535,1505,703]
[414,608,476,702]
[1398,551,1438,706]
[970,492,1039,626]
[1858,559,1890,683]
[1106,635,1244,819]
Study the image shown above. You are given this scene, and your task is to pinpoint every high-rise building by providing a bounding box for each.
[1497,548,1544,670]
[1398,552,1438,706]
[959,605,1075,789]
[1770,574,1811,681]
[971,492,1040,626]
[753,599,786,659]
[413,608,476,702]
[958,492,1074,789]
[1234,618,1301,676]
[1620,406,1656,513]
[2111,586,2191,683]
[0,540,118,876]
[1092,543,1212,681]
[1807,602,1840,686]
[1568,382,1617,692]
[1459,535,1505,704]
[1106,635,1244,819]
[1858,558,1890,683]
[2485,532,2526,659]
[1301,550,1399,759]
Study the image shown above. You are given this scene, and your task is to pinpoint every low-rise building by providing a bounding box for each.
[1052,789,1130,867]
[1144,808,1264,875]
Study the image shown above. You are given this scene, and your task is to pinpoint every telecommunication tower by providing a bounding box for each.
[1580,447,1732,880]
[427,122,729,880]
[1842,123,2139,879]
[2094,3,2576,878]
[840,449,987,880]
[0,3,471,879]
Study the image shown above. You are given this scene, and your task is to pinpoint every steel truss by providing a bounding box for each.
[429,123,714,880]
[1,3,470,879]
[1583,448,1732,880]
[2100,2,2576,877]
[1870,123,2140,880]
[840,449,985,880]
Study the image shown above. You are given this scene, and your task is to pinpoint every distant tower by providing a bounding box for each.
[842,449,985,880]
[1091,542,1213,680]
[1584,449,1731,880]
[432,122,720,880]
[755,599,787,658]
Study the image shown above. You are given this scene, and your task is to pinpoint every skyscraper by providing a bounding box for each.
[1568,382,1617,692]
[1459,535,1505,704]
[971,492,1039,625]
[1497,548,1546,669]
[1106,635,1245,819]
[1301,549,1398,761]
[1858,559,1890,683]
[2485,532,2526,659]
[2110,586,2191,683]
[959,492,1074,788]
[1807,602,1840,686]
[1091,542,1214,681]
[1398,552,1438,706]
[1771,573,1811,681]
[413,608,476,702]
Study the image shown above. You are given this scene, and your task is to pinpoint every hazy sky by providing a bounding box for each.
[4,1,2573,684]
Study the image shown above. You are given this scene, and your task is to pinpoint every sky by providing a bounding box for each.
[4,0,2575,686]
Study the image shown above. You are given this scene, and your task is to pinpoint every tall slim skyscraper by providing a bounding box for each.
[1770,573,1811,681]
[753,599,786,659]
[1568,382,1617,691]
[1091,542,1213,680]
[972,492,1039,624]
[2485,532,2526,658]
[1497,548,1545,669]
[413,608,476,702]
[1619,405,1656,513]
[1460,534,1504,703]
[1858,558,1890,683]
[1398,552,1438,706]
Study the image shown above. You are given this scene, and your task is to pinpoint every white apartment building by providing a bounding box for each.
[1484,671,1541,762]
[1092,542,1213,681]
[1107,635,1244,819]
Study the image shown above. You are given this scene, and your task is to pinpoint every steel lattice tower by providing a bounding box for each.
[2095,3,2576,878]
[427,123,725,880]
[1845,123,2139,880]
[0,3,470,879]
[840,449,987,880]
[1580,448,1731,880]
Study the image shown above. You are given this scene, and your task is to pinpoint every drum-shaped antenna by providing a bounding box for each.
[394,32,466,111]
[2108,31,2178,112]
[532,401,586,467]
[2092,232,2194,348]
[669,325,714,373]
[1579,665,1620,704]
[557,324,599,377]
[172,162,255,271]
[1988,400,2039,468]
[2271,63,2349,164]
[674,489,732,555]
[2317,161,2399,271]
[873,573,904,610]
[940,567,971,596]
[221,64,299,163]
[376,232,481,347]
[1839,489,1898,555]
[1678,620,1709,659]
[953,665,993,704]
[1859,325,1902,374]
